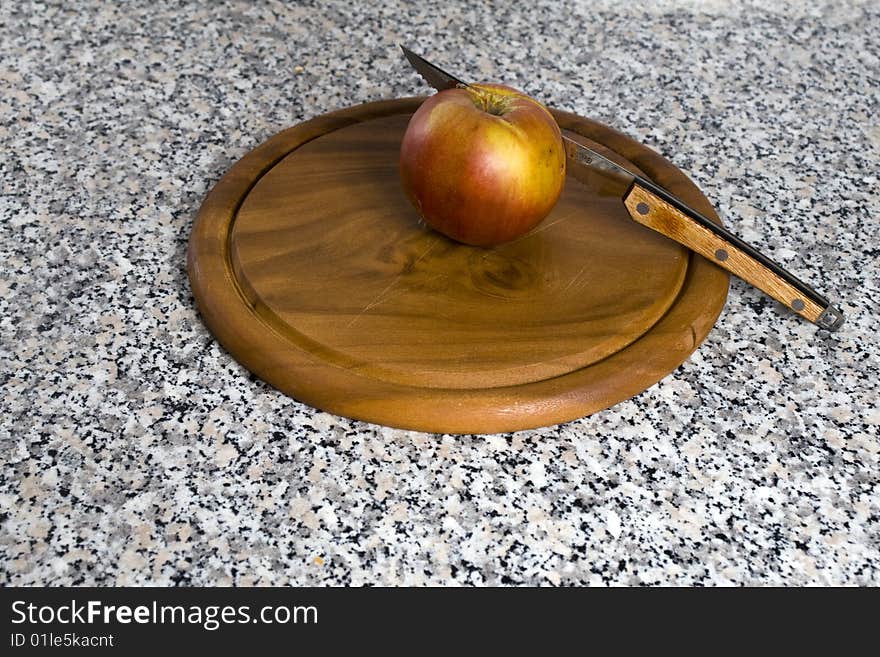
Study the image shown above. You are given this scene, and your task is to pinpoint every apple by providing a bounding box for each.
[399,83,566,246]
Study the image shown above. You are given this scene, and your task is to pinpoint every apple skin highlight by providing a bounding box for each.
[399,83,566,247]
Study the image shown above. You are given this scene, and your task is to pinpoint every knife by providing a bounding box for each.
[400,45,845,331]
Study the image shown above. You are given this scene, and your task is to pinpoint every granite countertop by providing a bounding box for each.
[2,0,878,586]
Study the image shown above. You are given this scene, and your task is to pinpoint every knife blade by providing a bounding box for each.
[399,45,845,331]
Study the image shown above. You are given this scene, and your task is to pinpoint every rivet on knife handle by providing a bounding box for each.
[623,182,845,331]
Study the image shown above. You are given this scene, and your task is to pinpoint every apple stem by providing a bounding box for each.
[468,87,514,116]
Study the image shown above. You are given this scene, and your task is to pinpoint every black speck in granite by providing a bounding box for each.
[1,0,878,586]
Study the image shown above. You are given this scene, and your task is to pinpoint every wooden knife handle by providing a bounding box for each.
[623,181,843,329]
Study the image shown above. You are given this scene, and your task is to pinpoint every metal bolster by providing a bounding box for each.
[816,305,845,331]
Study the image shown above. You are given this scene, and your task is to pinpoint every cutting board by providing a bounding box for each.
[188,97,728,434]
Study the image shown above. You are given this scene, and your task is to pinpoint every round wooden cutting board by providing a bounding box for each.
[188,97,728,434]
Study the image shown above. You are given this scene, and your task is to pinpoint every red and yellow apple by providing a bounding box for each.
[399,83,566,247]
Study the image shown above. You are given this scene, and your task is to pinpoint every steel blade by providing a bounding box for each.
[400,45,467,91]
[562,136,637,187]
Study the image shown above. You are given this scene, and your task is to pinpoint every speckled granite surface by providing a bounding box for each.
[2,0,878,586]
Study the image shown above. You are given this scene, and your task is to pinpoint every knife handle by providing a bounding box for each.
[623,181,844,330]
